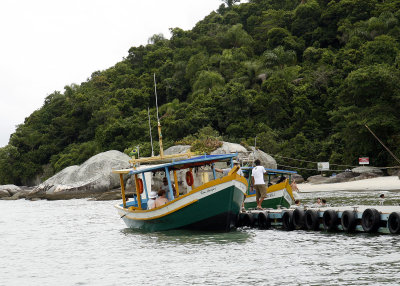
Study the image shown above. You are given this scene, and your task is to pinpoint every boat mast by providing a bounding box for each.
[148,107,154,157]
[154,73,164,158]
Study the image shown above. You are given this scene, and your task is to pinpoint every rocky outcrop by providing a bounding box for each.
[17,142,279,201]
[0,185,33,200]
[351,166,384,175]
[211,142,277,169]
[26,150,131,200]
[0,189,10,198]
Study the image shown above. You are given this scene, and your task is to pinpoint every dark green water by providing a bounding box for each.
[1,190,400,285]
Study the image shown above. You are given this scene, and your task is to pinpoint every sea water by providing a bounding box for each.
[2,190,400,286]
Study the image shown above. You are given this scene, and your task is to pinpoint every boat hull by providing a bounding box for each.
[116,177,247,232]
[244,181,294,209]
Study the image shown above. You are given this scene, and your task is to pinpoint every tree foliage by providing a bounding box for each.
[1,0,400,184]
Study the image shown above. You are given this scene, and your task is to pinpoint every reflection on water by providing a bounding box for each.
[1,189,400,285]
[121,228,253,245]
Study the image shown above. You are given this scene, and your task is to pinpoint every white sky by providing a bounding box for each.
[0,0,223,147]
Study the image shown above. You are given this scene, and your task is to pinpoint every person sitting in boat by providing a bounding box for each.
[160,177,176,200]
[147,191,157,210]
[276,175,286,184]
[294,199,301,207]
[214,160,244,176]
[321,199,327,207]
[155,189,169,207]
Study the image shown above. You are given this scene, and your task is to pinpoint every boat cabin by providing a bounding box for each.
[113,154,240,210]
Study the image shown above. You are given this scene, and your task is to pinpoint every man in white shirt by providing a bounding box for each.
[251,159,266,210]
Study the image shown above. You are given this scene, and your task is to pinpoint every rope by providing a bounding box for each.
[273,154,399,170]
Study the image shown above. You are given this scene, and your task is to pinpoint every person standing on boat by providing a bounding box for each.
[147,191,157,210]
[214,160,244,176]
[252,159,267,210]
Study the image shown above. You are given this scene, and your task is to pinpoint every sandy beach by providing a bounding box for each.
[298,176,400,193]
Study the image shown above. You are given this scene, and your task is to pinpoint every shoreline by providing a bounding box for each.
[298,176,400,193]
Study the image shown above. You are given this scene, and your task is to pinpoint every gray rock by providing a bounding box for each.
[211,142,248,155]
[350,172,380,181]
[351,166,384,176]
[247,147,277,169]
[0,185,21,196]
[164,145,191,155]
[292,174,305,184]
[306,175,331,184]
[327,171,359,183]
[0,189,11,198]
[27,150,131,200]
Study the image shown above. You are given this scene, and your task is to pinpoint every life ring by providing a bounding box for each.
[388,212,400,234]
[361,208,381,233]
[341,210,357,232]
[282,211,294,231]
[137,178,144,194]
[305,209,320,230]
[323,210,338,231]
[257,211,270,230]
[292,208,305,230]
[186,171,194,186]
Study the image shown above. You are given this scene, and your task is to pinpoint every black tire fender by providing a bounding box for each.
[323,210,338,231]
[282,211,294,231]
[257,211,271,230]
[341,210,357,233]
[241,212,254,227]
[388,212,400,234]
[305,209,320,230]
[293,208,305,230]
[361,208,381,233]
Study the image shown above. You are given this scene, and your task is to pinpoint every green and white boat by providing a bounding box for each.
[242,167,298,209]
[113,154,247,232]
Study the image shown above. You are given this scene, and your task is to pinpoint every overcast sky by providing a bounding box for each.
[0,0,223,147]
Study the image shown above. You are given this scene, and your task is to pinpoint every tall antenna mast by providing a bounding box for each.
[148,107,154,157]
[154,73,164,157]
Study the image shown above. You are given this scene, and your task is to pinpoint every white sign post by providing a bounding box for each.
[317,162,330,171]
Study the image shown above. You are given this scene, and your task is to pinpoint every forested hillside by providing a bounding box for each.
[1,0,400,185]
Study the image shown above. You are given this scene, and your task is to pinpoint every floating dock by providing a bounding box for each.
[237,206,400,234]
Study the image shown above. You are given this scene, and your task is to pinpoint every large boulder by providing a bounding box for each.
[0,185,33,200]
[0,189,11,198]
[351,166,384,176]
[27,150,131,200]
[327,171,359,183]
[211,142,277,169]
[0,185,22,196]
[306,175,331,184]
[164,145,191,155]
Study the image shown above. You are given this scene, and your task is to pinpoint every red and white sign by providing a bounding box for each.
[359,157,369,165]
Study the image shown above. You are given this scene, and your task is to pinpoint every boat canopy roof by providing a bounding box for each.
[113,153,237,175]
[241,167,297,175]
